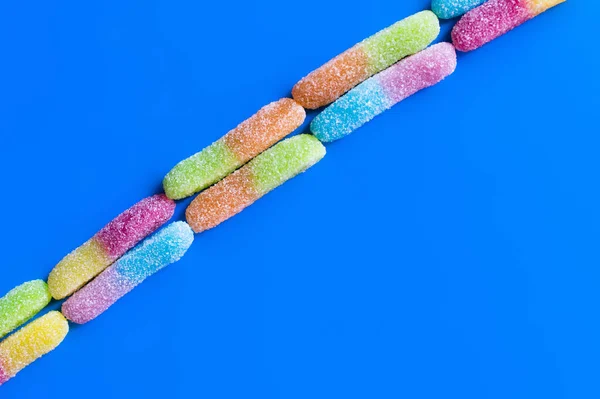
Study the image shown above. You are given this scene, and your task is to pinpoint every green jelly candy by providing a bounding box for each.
[362,10,440,73]
[0,280,52,338]
[163,141,238,200]
[251,134,326,195]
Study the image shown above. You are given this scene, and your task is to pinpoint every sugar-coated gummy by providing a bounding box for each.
[310,43,457,143]
[292,11,440,109]
[164,141,238,201]
[186,135,326,233]
[62,222,194,324]
[163,98,306,200]
[94,194,176,258]
[0,311,68,386]
[432,0,489,19]
[250,135,326,195]
[48,194,176,300]
[451,0,566,52]
[0,280,52,339]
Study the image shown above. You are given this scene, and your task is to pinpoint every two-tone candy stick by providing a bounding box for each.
[48,194,176,299]
[310,43,457,143]
[292,11,440,109]
[451,0,566,51]
[163,98,305,200]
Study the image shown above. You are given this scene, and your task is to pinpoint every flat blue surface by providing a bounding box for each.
[0,1,595,398]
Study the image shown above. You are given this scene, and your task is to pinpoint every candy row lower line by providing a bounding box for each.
[0,0,565,387]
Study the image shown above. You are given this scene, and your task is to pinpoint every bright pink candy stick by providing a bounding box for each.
[452,0,566,52]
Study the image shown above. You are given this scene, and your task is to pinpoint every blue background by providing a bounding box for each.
[0,0,595,398]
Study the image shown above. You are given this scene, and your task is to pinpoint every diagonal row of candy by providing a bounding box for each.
[0,0,565,387]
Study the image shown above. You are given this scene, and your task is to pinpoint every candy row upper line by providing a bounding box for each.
[0,0,566,387]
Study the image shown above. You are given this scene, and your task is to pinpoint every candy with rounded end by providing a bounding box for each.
[62,221,194,324]
[186,135,325,233]
[0,280,52,339]
[163,98,306,200]
[311,43,457,143]
[432,0,489,19]
[0,311,68,386]
[451,0,566,52]
[48,194,176,300]
[292,11,440,109]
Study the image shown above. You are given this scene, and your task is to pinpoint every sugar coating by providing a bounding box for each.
[293,48,369,110]
[62,222,194,324]
[186,135,326,233]
[0,311,68,386]
[311,43,457,143]
[0,280,51,339]
[185,168,258,233]
[527,0,565,14]
[223,99,306,162]
[48,194,175,300]
[378,43,457,102]
[311,79,392,143]
[48,239,111,300]
[95,194,176,258]
[163,141,238,201]
[432,0,489,19]
[163,99,306,200]
[361,11,440,73]
[250,134,327,195]
[451,0,565,51]
[292,11,440,109]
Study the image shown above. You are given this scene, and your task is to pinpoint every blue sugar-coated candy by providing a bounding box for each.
[114,221,194,285]
[431,0,488,19]
[310,79,392,143]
